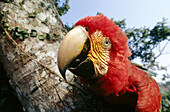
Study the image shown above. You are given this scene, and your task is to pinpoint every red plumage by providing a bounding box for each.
[75,15,161,112]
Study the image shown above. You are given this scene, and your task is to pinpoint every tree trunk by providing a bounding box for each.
[0,0,115,111]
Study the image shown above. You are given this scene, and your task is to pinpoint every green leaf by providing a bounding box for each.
[19,36,24,41]
[30,29,37,37]
[40,1,46,7]
[46,33,51,40]
[38,35,45,40]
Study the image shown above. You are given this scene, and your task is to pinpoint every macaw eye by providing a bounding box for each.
[85,27,89,32]
[103,38,111,48]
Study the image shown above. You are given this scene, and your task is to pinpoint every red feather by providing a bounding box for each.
[75,15,161,112]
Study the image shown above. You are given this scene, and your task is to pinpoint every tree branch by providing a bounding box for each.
[154,40,169,60]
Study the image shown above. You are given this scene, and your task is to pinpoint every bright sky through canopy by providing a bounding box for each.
[61,0,170,28]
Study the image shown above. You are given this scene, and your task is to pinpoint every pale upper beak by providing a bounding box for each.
[58,26,91,79]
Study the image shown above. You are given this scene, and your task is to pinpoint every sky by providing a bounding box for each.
[61,0,170,28]
[61,0,170,83]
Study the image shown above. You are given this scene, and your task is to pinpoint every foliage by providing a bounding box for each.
[126,19,169,66]
[110,18,170,76]
[161,82,170,112]
[64,23,74,31]
[54,0,70,16]
[162,92,170,112]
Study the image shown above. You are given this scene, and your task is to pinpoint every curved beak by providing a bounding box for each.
[58,26,94,79]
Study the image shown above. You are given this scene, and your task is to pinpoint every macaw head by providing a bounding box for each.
[58,14,131,80]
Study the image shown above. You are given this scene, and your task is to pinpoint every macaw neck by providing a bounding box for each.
[128,64,154,89]
[81,53,150,97]
[89,55,131,96]
[90,59,154,97]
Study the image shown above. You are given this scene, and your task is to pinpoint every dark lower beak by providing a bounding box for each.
[57,26,95,80]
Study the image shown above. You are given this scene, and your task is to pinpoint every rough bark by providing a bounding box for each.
[0,0,115,112]
[1,1,169,112]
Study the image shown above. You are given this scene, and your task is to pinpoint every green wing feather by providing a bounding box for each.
[131,62,158,77]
